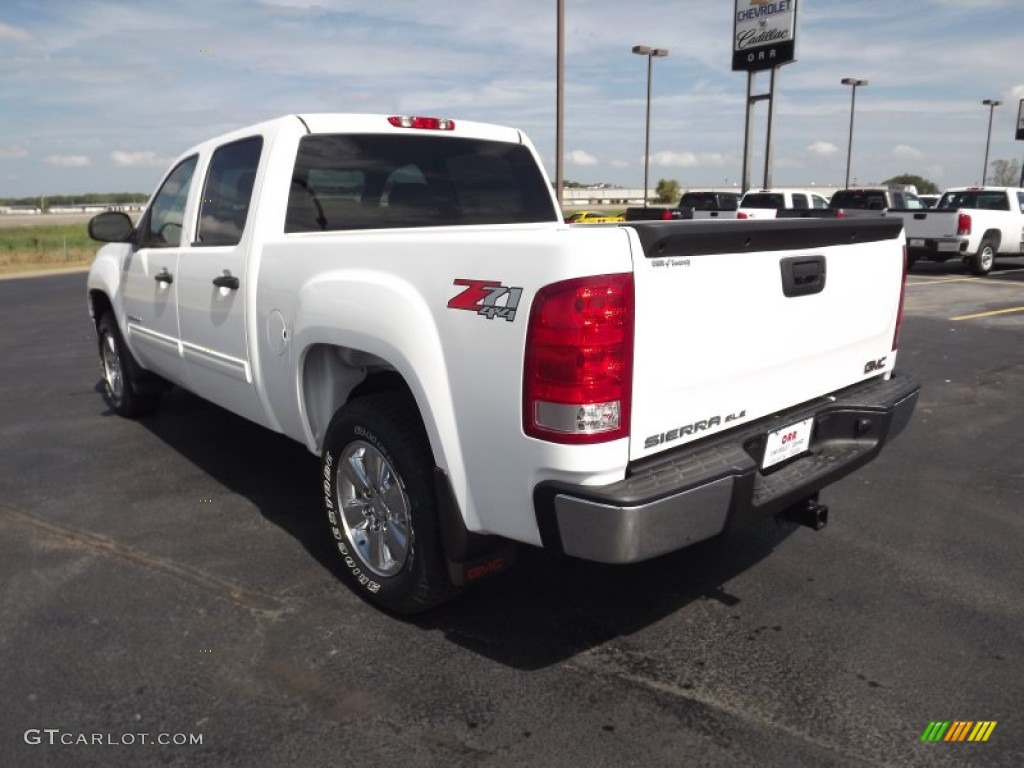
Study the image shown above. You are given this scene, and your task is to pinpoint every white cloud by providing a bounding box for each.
[891,145,924,160]
[807,141,839,158]
[44,155,91,167]
[0,22,33,43]
[567,150,598,167]
[651,151,726,169]
[0,147,28,160]
[111,150,173,168]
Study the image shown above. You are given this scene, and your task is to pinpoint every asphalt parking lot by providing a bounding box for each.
[1,263,1022,767]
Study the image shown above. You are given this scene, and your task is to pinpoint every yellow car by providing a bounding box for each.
[564,210,624,224]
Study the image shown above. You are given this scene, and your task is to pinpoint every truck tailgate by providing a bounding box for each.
[890,209,958,241]
[626,218,905,462]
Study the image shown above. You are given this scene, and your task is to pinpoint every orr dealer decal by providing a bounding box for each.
[448,279,523,322]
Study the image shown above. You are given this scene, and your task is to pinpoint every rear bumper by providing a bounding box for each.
[533,373,920,564]
[906,236,967,256]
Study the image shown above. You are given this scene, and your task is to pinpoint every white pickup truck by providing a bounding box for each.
[86,113,919,613]
[897,187,1024,274]
[736,189,832,219]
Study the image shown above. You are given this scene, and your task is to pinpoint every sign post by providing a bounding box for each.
[733,0,799,192]
[1017,99,1024,187]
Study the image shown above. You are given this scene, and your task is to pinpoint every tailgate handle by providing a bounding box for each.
[914,213,927,219]
[780,255,826,297]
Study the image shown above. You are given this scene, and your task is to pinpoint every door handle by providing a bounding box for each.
[212,273,239,290]
[154,268,173,284]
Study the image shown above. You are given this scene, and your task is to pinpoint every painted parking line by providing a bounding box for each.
[949,306,1024,321]
[908,271,1024,287]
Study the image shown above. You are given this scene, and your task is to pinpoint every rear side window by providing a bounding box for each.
[197,136,263,246]
[792,194,808,209]
[285,134,557,232]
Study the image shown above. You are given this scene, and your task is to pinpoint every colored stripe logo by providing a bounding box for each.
[921,721,997,742]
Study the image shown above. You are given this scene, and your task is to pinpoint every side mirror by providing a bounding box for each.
[88,211,135,243]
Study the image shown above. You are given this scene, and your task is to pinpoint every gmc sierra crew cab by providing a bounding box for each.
[86,113,919,613]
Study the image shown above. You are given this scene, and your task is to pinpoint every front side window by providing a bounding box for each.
[1017,192,1024,213]
[285,134,557,232]
[812,195,828,209]
[197,136,263,246]
[140,156,198,248]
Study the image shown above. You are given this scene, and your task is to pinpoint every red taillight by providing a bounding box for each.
[893,245,908,351]
[523,274,634,444]
[737,211,748,220]
[660,210,673,220]
[387,115,456,131]
[957,212,972,236]
[833,209,848,219]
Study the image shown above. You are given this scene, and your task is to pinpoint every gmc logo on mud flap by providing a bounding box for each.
[864,356,887,375]
[448,279,523,322]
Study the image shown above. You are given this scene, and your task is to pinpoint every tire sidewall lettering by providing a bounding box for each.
[323,445,386,596]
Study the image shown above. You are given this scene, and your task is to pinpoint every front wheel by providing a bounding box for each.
[969,238,996,276]
[321,392,458,614]
[97,312,162,417]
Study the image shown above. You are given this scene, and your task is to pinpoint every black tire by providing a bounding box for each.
[969,238,996,276]
[321,392,458,614]
[97,312,162,417]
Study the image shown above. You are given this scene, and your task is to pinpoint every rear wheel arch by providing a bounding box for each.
[301,343,419,454]
[981,229,1001,250]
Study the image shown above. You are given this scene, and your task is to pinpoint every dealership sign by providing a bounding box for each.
[732,0,798,72]
[1017,99,1024,141]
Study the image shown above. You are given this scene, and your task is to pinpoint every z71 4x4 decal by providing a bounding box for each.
[447,279,523,322]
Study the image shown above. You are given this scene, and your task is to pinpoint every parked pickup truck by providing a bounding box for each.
[829,187,926,215]
[897,187,1024,274]
[623,191,741,221]
[736,189,831,219]
[86,113,919,613]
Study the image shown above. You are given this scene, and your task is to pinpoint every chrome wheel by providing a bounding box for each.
[101,331,124,405]
[337,440,411,578]
[979,245,994,272]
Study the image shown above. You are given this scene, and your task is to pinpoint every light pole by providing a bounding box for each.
[555,0,565,208]
[841,77,868,189]
[981,98,1002,185]
[632,45,668,207]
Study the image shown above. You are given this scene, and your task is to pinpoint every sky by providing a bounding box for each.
[1,0,1023,198]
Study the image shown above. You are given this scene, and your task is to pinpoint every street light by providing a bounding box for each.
[841,77,868,189]
[981,98,1002,185]
[632,45,668,207]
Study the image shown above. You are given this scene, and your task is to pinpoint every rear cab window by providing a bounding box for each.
[285,134,557,232]
[741,193,785,209]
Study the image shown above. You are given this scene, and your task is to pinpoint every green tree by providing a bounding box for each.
[881,174,939,194]
[655,178,681,204]
[988,158,1021,186]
